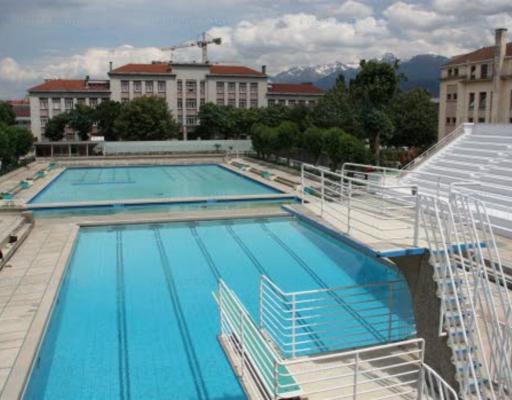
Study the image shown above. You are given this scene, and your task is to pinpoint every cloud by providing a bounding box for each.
[432,0,512,15]
[329,1,374,19]
[384,2,454,31]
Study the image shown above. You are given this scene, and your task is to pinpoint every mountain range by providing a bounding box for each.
[272,54,449,97]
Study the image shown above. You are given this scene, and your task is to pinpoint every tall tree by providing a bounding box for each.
[44,113,69,141]
[302,127,326,164]
[0,102,16,126]
[95,100,122,141]
[114,96,179,140]
[7,126,34,160]
[0,124,13,170]
[388,89,437,149]
[325,128,368,171]
[68,104,95,140]
[275,121,300,163]
[350,59,401,163]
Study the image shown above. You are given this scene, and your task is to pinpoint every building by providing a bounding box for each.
[438,28,512,139]
[267,83,324,106]
[28,62,324,141]
[6,99,31,130]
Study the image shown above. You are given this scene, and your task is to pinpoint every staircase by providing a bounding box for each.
[418,190,512,399]
[402,123,512,237]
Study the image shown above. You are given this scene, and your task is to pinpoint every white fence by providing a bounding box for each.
[259,275,416,358]
[103,139,252,155]
[219,279,457,400]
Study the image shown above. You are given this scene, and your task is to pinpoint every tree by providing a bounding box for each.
[114,96,179,140]
[251,124,277,159]
[302,127,326,164]
[275,121,299,163]
[0,124,14,170]
[388,89,437,149]
[68,104,95,141]
[325,128,368,170]
[44,113,69,141]
[257,104,288,127]
[196,103,233,139]
[350,59,401,164]
[7,126,34,160]
[0,102,16,126]
[95,100,122,141]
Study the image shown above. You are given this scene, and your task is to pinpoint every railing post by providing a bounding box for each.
[300,163,305,206]
[239,308,245,378]
[414,192,420,246]
[353,352,359,400]
[259,277,264,329]
[387,283,394,341]
[291,293,297,358]
[273,360,279,400]
[321,170,325,217]
[347,180,352,234]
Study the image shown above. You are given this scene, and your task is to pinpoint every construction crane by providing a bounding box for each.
[161,32,222,64]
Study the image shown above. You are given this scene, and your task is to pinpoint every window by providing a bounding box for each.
[186,117,197,125]
[40,118,48,131]
[39,98,48,110]
[177,80,183,92]
[250,99,258,108]
[447,93,452,101]
[481,64,488,79]
[65,98,73,111]
[468,93,475,110]
[239,83,247,93]
[133,80,142,93]
[145,81,153,94]
[216,98,225,106]
[216,82,225,94]
[228,82,236,93]
[177,99,183,110]
[121,80,129,93]
[227,98,236,107]
[239,99,247,108]
[158,81,166,93]
[470,65,476,79]
[288,100,296,106]
[479,92,487,110]
[299,100,306,105]
[200,99,205,106]
[448,69,452,77]
[278,99,286,105]
[478,117,485,123]
[200,80,205,95]
[77,98,86,106]
[89,98,98,108]
[186,98,197,109]
[453,93,458,101]
[268,99,275,106]
[454,68,459,76]
[186,80,196,94]
[52,98,61,111]
[468,117,474,123]
[121,98,129,104]
[250,82,258,93]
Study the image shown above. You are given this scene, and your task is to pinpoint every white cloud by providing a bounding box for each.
[0,58,39,83]
[329,1,374,19]
[433,0,512,15]
[384,2,453,31]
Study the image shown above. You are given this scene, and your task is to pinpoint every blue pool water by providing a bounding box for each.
[29,164,280,204]
[25,217,415,399]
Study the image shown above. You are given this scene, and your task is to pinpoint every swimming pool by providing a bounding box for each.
[24,216,415,399]
[29,164,281,205]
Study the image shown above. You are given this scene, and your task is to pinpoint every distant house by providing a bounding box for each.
[6,99,31,130]
[27,62,325,141]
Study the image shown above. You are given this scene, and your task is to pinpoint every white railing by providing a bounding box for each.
[401,123,470,171]
[301,163,420,247]
[259,275,416,358]
[219,280,456,400]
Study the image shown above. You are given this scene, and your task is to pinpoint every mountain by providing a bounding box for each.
[272,54,449,97]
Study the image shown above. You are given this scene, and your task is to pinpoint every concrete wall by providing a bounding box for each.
[390,252,458,391]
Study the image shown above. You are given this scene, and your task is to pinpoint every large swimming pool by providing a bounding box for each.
[29,164,280,205]
[24,216,415,399]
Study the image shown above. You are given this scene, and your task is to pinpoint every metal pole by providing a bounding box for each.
[353,352,359,400]
[388,283,394,341]
[259,277,263,329]
[347,180,352,234]
[301,164,305,205]
[321,170,325,217]
[414,191,420,246]
[239,309,245,378]
[291,293,296,358]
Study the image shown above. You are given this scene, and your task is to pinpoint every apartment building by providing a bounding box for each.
[28,62,324,141]
[438,28,512,139]
[6,99,31,130]
[28,78,110,140]
[267,83,324,106]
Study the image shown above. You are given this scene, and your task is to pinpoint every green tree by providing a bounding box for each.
[350,59,401,163]
[302,127,326,164]
[196,103,232,139]
[114,96,179,140]
[68,104,95,141]
[389,89,437,149]
[7,126,34,160]
[325,128,368,170]
[251,124,277,159]
[95,100,122,141]
[257,104,288,127]
[44,113,69,141]
[0,124,14,170]
[275,121,299,163]
[0,102,16,126]
[232,107,260,137]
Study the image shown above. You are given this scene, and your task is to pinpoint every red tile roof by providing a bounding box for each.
[6,100,30,118]
[268,83,324,95]
[28,79,110,92]
[110,63,172,74]
[445,42,512,66]
[209,65,266,77]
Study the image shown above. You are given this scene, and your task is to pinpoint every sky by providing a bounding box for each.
[0,0,511,98]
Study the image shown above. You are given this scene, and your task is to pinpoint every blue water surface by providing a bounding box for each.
[29,164,280,204]
[25,217,415,400]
